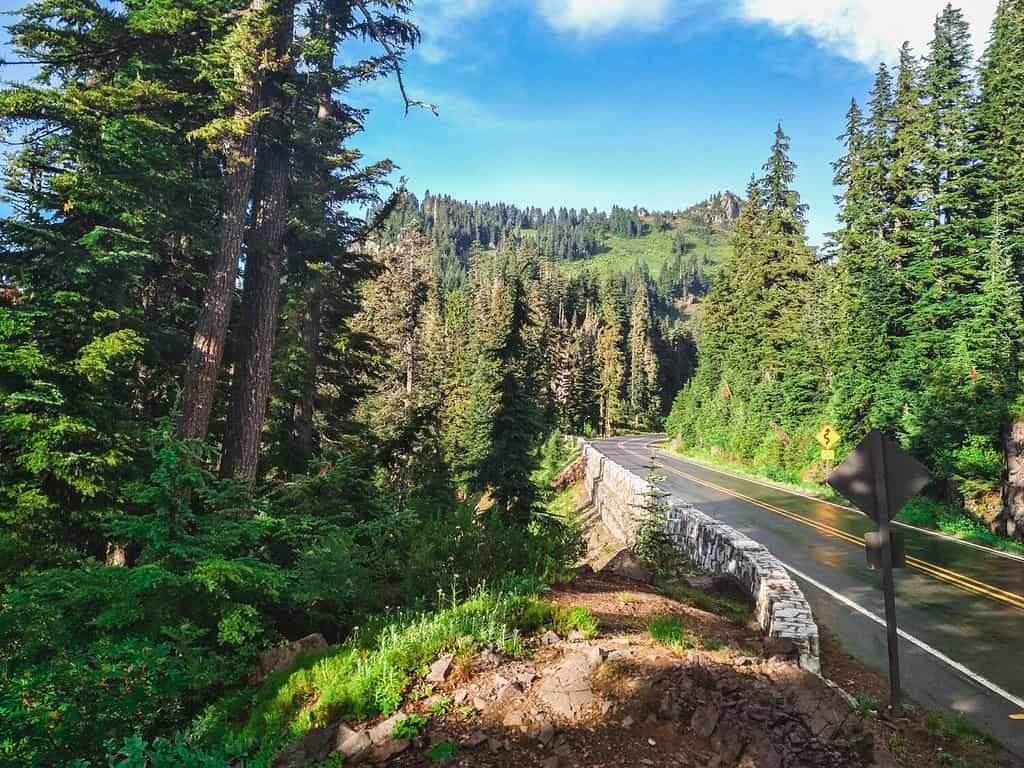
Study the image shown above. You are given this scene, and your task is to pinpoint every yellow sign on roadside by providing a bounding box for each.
[821,449,836,462]
[816,425,841,450]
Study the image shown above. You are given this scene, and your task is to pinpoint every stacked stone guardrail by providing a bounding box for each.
[581,441,821,674]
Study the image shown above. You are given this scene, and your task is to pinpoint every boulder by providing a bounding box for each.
[368,711,405,745]
[251,633,328,685]
[426,653,454,683]
[537,653,595,719]
[368,738,409,763]
[335,725,371,761]
[600,549,653,584]
[272,725,336,768]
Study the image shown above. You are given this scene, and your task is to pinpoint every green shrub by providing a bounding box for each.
[853,692,879,715]
[429,696,454,715]
[107,735,248,768]
[392,715,428,740]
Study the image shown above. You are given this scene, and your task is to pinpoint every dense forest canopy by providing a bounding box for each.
[1,0,1023,764]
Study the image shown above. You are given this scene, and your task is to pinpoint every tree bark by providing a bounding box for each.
[1002,413,1024,538]
[176,0,266,442]
[220,2,296,479]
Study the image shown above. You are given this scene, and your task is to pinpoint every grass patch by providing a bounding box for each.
[648,615,697,649]
[898,497,1024,556]
[220,587,546,766]
[922,711,993,749]
[559,224,732,283]
[427,741,462,763]
[515,602,598,639]
[703,636,727,651]
[663,585,751,627]
[545,485,579,522]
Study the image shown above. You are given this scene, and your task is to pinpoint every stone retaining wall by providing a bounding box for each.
[581,442,821,673]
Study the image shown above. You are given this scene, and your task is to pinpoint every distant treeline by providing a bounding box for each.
[380,192,651,275]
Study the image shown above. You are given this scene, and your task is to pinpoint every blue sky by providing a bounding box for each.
[351,0,998,245]
[0,1,999,245]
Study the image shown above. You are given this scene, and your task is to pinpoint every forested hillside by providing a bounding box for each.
[667,2,1024,541]
[0,0,725,761]
[0,1,592,763]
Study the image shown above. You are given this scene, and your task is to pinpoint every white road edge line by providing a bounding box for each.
[643,441,1024,564]
[783,562,1024,712]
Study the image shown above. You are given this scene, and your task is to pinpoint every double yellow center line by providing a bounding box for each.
[618,445,1024,612]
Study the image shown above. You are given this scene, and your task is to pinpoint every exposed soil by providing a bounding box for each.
[276,489,1018,768]
[356,568,1015,768]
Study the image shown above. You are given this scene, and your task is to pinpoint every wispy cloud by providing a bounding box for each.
[734,0,998,67]
[412,0,495,64]
[535,0,674,35]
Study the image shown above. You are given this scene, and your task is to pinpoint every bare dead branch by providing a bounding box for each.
[352,0,438,117]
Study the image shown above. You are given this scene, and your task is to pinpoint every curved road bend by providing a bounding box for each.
[592,435,1024,759]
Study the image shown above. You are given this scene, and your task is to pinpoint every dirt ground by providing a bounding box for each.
[369,566,1013,767]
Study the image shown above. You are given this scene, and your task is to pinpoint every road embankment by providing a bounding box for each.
[581,440,821,673]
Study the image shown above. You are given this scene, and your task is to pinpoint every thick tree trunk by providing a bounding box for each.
[220,4,295,479]
[1002,413,1024,538]
[176,0,266,442]
[176,130,258,440]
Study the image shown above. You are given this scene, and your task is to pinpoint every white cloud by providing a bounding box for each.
[536,0,674,35]
[412,0,494,63]
[735,0,998,66]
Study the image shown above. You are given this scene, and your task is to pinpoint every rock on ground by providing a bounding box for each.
[251,633,327,685]
[601,549,654,584]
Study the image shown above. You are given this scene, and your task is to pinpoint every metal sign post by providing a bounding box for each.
[826,429,932,716]
[872,442,901,712]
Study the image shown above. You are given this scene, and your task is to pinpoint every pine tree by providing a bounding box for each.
[667,127,817,469]
[980,0,1024,533]
[459,246,542,524]
[628,283,660,428]
[896,6,988,478]
[980,0,1024,276]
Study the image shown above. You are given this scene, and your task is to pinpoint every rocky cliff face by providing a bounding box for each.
[682,191,742,228]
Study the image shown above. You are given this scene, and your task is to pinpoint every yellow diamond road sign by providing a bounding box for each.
[816,425,841,450]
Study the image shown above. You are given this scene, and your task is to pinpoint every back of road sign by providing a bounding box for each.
[826,429,931,523]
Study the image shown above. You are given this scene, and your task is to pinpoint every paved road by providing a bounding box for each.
[593,435,1024,758]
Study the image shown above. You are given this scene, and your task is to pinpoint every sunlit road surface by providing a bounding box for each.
[593,435,1024,758]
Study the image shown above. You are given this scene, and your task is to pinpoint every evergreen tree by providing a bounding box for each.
[628,283,660,428]
[460,247,543,524]
[596,298,627,435]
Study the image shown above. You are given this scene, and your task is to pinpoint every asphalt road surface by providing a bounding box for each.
[592,435,1024,758]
